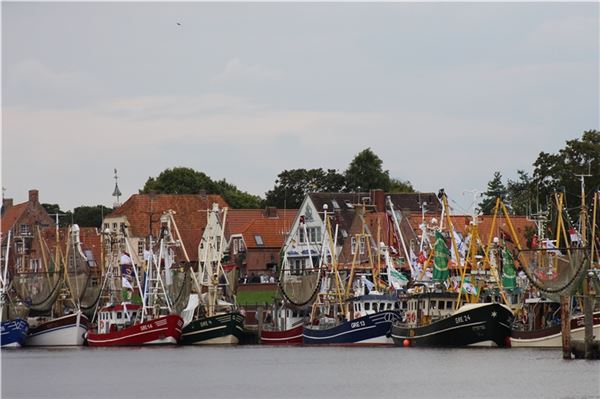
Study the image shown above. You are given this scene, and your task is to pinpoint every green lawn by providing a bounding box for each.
[236,289,278,306]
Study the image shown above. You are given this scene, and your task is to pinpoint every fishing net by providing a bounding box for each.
[166,267,191,314]
[279,271,321,307]
[516,247,589,295]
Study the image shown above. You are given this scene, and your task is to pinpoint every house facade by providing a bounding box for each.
[227,207,297,277]
[282,189,443,273]
[1,189,55,273]
[102,193,229,266]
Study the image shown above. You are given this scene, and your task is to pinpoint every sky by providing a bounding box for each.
[2,2,598,213]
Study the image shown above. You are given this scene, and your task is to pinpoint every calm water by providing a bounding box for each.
[1,346,599,399]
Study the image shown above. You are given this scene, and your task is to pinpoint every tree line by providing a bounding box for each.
[39,130,598,227]
[478,130,599,215]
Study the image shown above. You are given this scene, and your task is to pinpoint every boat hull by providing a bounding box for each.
[180,312,245,345]
[303,311,401,346]
[26,312,89,346]
[260,324,304,345]
[511,312,600,348]
[391,303,514,347]
[1,318,29,347]
[86,314,183,347]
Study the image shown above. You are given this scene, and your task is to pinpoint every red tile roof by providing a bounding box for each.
[42,227,102,266]
[106,194,229,260]
[238,209,297,248]
[1,203,28,236]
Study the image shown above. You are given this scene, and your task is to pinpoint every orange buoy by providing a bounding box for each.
[403,339,411,347]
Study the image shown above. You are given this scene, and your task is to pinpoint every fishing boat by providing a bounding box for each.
[511,297,600,347]
[1,230,29,347]
[304,293,402,345]
[86,220,183,347]
[260,305,308,345]
[25,225,92,346]
[302,204,403,346]
[180,204,244,345]
[391,288,513,347]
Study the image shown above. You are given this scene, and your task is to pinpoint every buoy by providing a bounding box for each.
[403,339,411,347]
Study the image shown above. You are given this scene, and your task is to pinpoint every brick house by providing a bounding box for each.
[1,189,55,273]
[227,207,297,277]
[102,193,229,265]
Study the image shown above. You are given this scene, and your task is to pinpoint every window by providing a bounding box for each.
[112,223,117,231]
[331,199,340,209]
[217,236,222,252]
[16,242,23,254]
[104,223,109,230]
[365,303,371,311]
[117,312,122,319]
[233,239,239,254]
[308,227,321,243]
[299,229,305,244]
[255,235,264,246]
[439,301,446,310]
[137,240,145,256]
[30,259,40,272]
[20,224,30,235]
[351,236,366,255]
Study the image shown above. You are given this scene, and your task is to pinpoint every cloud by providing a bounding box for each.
[4,59,104,107]
[211,57,283,84]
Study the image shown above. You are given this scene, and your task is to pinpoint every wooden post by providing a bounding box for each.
[561,295,571,359]
[584,277,594,360]
[257,305,263,339]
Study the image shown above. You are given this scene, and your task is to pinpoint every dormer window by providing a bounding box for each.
[20,224,30,235]
[255,235,264,246]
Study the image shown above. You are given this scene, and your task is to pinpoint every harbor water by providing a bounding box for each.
[2,346,599,399]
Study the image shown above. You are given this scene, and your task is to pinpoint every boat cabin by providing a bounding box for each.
[404,292,465,327]
[272,307,310,331]
[349,293,403,320]
[97,303,141,334]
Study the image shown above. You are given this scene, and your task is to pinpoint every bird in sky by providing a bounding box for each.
[177,22,182,26]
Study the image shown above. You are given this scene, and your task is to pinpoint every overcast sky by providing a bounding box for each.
[2,2,598,212]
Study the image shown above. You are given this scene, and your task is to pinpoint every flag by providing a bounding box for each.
[461,281,478,296]
[569,227,581,243]
[388,266,408,289]
[361,276,375,292]
[433,231,450,281]
[502,247,517,290]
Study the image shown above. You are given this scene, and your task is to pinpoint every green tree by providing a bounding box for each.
[140,167,215,194]
[344,148,391,192]
[213,179,263,209]
[140,167,262,208]
[532,130,600,214]
[72,205,113,227]
[479,171,507,214]
[389,178,415,193]
[505,170,534,215]
[265,168,346,208]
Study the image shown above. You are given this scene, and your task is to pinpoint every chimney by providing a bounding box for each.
[2,198,13,211]
[265,206,277,218]
[370,189,385,212]
[29,189,39,204]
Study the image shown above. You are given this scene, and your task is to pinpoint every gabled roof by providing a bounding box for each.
[240,210,297,248]
[226,209,265,236]
[306,191,439,244]
[1,203,28,236]
[105,194,229,261]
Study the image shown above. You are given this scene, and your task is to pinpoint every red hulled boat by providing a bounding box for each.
[86,304,183,347]
[260,324,303,345]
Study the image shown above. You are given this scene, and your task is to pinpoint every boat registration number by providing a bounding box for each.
[454,314,471,324]
[351,321,366,329]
